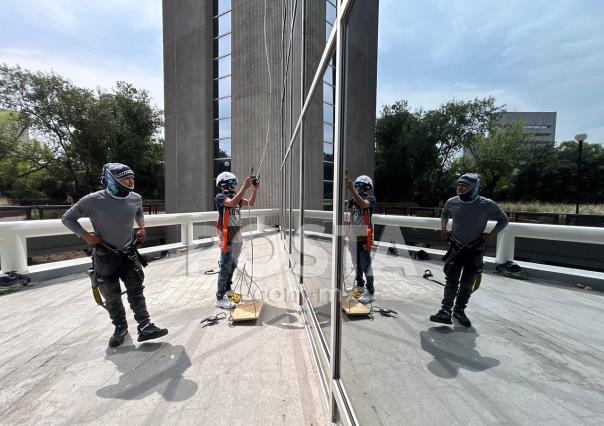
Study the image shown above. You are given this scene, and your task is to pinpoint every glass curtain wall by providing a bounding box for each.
[213,0,232,176]
[279,0,365,423]
[323,0,336,210]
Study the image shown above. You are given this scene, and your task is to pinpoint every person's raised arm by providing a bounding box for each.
[223,177,253,207]
[344,177,370,208]
[242,180,260,206]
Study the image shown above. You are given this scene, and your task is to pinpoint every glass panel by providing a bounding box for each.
[214,158,231,175]
[323,142,333,161]
[218,11,231,35]
[213,118,231,139]
[326,2,337,25]
[323,103,334,124]
[301,85,333,358]
[214,97,231,119]
[216,55,231,77]
[218,76,231,98]
[214,138,231,158]
[325,22,333,42]
[290,135,301,268]
[218,33,231,56]
[324,161,334,181]
[323,82,334,105]
[323,65,334,87]
[323,181,333,200]
[217,0,231,16]
[323,122,334,143]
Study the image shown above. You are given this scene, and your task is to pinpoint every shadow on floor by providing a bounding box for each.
[97,337,198,401]
[420,325,500,379]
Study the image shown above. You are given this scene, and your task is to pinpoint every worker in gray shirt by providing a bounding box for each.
[62,163,168,348]
[430,173,508,327]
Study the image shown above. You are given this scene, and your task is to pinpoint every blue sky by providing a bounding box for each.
[1,0,602,143]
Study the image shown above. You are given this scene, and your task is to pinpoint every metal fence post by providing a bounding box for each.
[495,227,515,263]
[257,215,266,232]
[0,234,28,273]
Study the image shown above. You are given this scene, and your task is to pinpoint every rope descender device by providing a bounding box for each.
[200,312,227,327]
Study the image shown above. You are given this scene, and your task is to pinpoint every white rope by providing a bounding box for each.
[256,0,272,179]
[249,0,273,283]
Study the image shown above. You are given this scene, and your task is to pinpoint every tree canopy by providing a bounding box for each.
[0,64,164,202]
[375,97,604,205]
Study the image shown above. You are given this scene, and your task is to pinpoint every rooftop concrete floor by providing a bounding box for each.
[2,233,604,426]
[298,237,604,425]
[0,234,327,426]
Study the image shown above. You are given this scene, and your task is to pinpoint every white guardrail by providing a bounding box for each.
[0,209,279,273]
[301,210,604,264]
[1,208,603,274]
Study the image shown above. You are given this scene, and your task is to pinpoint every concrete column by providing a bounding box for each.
[257,216,266,233]
[180,221,194,247]
[496,229,515,263]
[0,234,28,273]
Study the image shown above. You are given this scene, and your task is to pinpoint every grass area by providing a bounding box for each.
[499,202,604,215]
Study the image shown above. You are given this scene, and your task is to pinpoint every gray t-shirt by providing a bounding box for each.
[441,196,509,245]
[61,190,144,249]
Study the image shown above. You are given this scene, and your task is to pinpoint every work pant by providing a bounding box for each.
[347,239,374,294]
[441,244,484,312]
[94,246,149,327]
[217,241,243,300]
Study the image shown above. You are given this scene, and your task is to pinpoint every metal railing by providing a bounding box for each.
[2,207,603,274]
[0,209,278,273]
[301,210,604,264]
[0,203,166,220]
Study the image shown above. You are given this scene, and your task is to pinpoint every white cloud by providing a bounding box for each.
[0,47,164,109]
[376,82,537,113]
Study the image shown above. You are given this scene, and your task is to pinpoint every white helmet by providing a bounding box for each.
[354,175,373,191]
[216,171,238,187]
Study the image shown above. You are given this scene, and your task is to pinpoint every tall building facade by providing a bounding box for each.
[162,0,377,214]
[498,111,557,146]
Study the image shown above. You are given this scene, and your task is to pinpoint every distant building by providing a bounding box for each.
[498,112,557,146]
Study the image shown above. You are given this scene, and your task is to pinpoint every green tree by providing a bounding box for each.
[375,101,439,203]
[454,122,528,198]
[0,64,164,200]
[375,97,504,204]
[0,110,55,200]
[510,141,604,203]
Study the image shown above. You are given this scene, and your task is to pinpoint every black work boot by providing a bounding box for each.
[430,309,452,325]
[137,321,168,342]
[108,324,128,348]
[453,309,472,327]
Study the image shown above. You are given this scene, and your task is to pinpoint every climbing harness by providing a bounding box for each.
[86,235,146,309]
[200,312,227,327]
[442,237,484,262]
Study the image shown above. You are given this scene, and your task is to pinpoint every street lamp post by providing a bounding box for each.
[574,133,588,215]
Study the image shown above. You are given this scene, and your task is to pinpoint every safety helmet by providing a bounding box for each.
[354,175,373,191]
[216,171,238,188]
